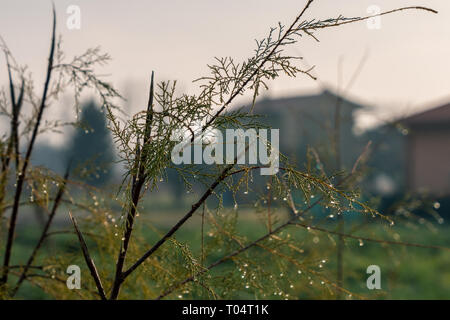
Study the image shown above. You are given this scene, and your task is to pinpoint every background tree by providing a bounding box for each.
[65,101,115,186]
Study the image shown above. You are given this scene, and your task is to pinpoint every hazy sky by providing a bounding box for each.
[1,0,449,144]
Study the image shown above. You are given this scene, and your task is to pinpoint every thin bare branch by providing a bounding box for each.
[122,162,236,280]
[1,5,57,285]
[68,211,107,300]
[202,0,315,132]
[109,71,155,300]
[12,164,71,295]
[289,222,450,252]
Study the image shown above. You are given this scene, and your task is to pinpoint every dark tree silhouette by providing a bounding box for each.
[66,101,115,186]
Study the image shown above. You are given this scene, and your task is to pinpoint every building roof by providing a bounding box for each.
[402,103,450,126]
[254,89,366,113]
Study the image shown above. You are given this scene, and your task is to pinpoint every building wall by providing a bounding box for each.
[408,127,450,195]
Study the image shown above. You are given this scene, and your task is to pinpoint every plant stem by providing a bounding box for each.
[1,6,56,286]
[12,165,70,296]
[69,211,107,300]
[109,72,154,300]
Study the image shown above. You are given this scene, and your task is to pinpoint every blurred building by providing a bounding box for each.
[252,91,450,199]
[253,89,367,173]
[401,103,450,195]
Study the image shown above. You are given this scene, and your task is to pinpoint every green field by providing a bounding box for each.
[5,207,450,300]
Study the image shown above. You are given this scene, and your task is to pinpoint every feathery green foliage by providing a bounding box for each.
[0,2,444,300]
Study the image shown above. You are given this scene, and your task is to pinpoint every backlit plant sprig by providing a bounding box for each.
[1,1,443,300]
[0,6,122,289]
[91,2,438,300]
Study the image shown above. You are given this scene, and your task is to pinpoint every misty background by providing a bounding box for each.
[0,0,449,146]
[1,0,449,214]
